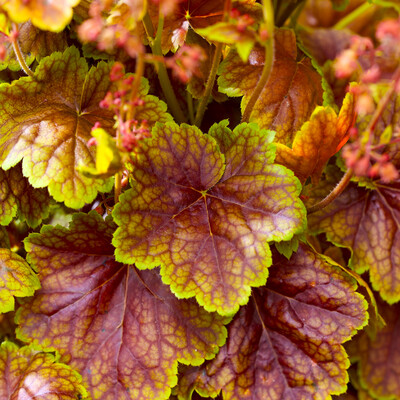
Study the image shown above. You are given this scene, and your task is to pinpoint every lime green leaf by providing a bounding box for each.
[176,244,368,399]
[197,22,257,62]
[0,341,87,399]
[0,248,40,313]
[17,211,228,400]
[2,0,81,32]
[309,180,400,304]
[0,164,51,228]
[77,128,122,179]
[274,235,300,259]
[112,121,306,315]
[218,28,323,145]
[0,46,118,209]
[0,21,67,71]
[330,0,350,11]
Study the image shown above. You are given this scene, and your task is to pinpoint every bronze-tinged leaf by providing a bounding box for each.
[145,0,261,52]
[0,46,117,209]
[218,28,324,145]
[0,341,87,399]
[17,211,228,400]
[113,121,306,315]
[0,164,51,228]
[175,244,368,400]
[309,180,400,304]
[0,21,68,72]
[275,92,355,183]
[348,300,400,400]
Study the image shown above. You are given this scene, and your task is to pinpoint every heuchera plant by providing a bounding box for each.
[0,0,400,399]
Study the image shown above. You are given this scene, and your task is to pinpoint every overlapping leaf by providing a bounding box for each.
[0,248,40,313]
[0,228,9,249]
[0,21,68,71]
[0,47,170,208]
[218,28,323,145]
[309,180,400,304]
[0,164,51,228]
[113,121,306,315]
[275,91,355,183]
[0,341,87,399]
[2,0,81,32]
[348,300,400,399]
[17,211,228,400]
[175,244,368,400]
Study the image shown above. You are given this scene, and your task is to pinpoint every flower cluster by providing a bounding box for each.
[335,17,400,183]
[100,63,151,152]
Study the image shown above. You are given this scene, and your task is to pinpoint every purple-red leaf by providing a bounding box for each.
[112,121,306,315]
[309,180,400,304]
[17,211,228,400]
[175,244,368,400]
[0,341,87,399]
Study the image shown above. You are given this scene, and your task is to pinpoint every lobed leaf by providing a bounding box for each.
[17,211,228,400]
[2,0,81,32]
[0,21,68,71]
[218,28,323,145]
[113,121,306,315]
[275,92,355,184]
[0,248,40,314]
[348,300,400,400]
[0,164,52,228]
[176,244,368,400]
[309,180,400,304]
[0,341,87,399]
[0,47,170,209]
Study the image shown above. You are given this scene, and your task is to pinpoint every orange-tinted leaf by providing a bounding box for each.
[349,300,400,400]
[0,164,51,228]
[0,21,67,72]
[309,180,400,304]
[218,28,324,144]
[113,121,306,315]
[2,0,81,32]
[275,92,355,183]
[176,244,367,399]
[0,341,87,399]
[17,211,228,400]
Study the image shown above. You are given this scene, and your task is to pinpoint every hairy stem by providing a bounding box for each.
[194,0,232,127]
[194,43,223,127]
[241,0,274,123]
[11,25,34,78]
[143,13,186,123]
[307,169,353,214]
[333,2,374,30]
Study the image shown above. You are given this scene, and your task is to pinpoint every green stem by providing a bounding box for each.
[241,0,274,123]
[333,2,374,30]
[143,13,186,124]
[307,169,353,214]
[11,26,34,78]
[194,43,223,127]
[194,0,231,127]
